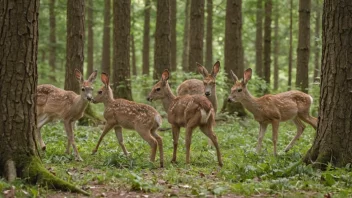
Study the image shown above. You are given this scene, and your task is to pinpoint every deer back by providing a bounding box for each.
[176,79,204,96]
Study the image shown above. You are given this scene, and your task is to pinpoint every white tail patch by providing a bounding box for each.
[200,109,212,124]
[309,95,313,104]
[155,114,162,127]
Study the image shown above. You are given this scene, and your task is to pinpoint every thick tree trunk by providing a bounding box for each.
[131,34,137,76]
[288,0,293,90]
[113,0,133,100]
[0,1,87,194]
[189,0,204,71]
[255,0,263,78]
[65,0,85,94]
[49,0,57,82]
[273,4,279,90]
[87,0,94,78]
[142,0,151,75]
[170,0,177,71]
[182,0,190,72]
[222,0,246,117]
[313,0,321,83]
[296,0,311,93]
[263,0,272,84]
[153,0,171,80]
[205,0,213,70]
[101,0,111,76]
[304,0,352,169]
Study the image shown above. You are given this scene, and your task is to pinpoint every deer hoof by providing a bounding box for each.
[75,156,83,162]
[41,145,46,151]
[92,150,97,155]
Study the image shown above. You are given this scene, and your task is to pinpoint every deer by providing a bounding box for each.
[176,61,220,113]
[36,69,97,161]
[91,73,164,167]
[147,69,223,166]
[227,68,317,156]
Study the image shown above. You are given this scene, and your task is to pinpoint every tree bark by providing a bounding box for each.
[189,0,204,71]
[113,0,133,100]
[205,0,213,70]
[142,0,151,75]
[101,0,111,76]
[313,0,321,83]
[87,0,94,78]
[263,0,272,84]
[296,0,311,93]
[49,0,57,82]
[131,34,137,76]
[182,0,190,72]
[0,1,87,194]
[255,0,263,78]
[288,0,293,90]
[153,0,171,80]
[65,0,85,94]
[170,0,177,71]
[273,3,279,90]
[304,0,352,169]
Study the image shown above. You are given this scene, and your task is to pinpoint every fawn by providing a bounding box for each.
[147,69,223,166]
[91,73,164,167]
[36,69,97,161]
[227,68,317,155]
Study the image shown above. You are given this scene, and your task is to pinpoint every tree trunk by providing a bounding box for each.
[65,0,85,94]
[263,0,272,84]
[304,0,352,169]
[205,0,213,70]
[170,0,177,71]
[113,0,133,100]
[189,0,204,71]
[101,0,111,76]
[288,0,293,90]
[0,1,87,194]
[131,34,137,76]
[273,3,279,90]
[222,0,246,117]
[49,0,57,82]
[153,0,171,80]
[313,0,321,83]
[182,0,191,72]
[296,0,311,93]
[255,0,263,78]
[142,0,151,75]
[87,0,94,78]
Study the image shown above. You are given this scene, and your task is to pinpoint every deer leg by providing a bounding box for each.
[92,123,114,155]
[200,125,223,167]
[185,127,195,164]
[256,123,268,153]
[114,126,129,156]
[37,114,51,151]
[136,128,158,163]
[284,117,305,152]
[299,114,317,130]
[171,125,180,163]
[271,120,280,156]
[151,129,164,167]
[64,121,82,161]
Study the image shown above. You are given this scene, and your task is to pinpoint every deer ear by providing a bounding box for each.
[101,73,109,87]
[88,70,98,83]
[230,70,239,82]
[197,63,209,77]
[74,69,84,83]
[211,61,220,78]
[243,68,252,85]
[161,69,170,82]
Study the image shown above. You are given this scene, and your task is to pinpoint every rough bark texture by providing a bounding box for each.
[222,0,246,117]
[113,0,133,100]
[288,0,293,90]
[255,0,263,78]
[182,0,190,72]
[313,0,321,82]
[170,0,177,71]
[65,0,85,94]
[296,0,311,93]
[304,0,352,168]
[131,34,137,76]
[205,0,213,70]
[87,0,94,78]
[101,0,111,76]
[263,0,272,84]
[153,0,171,80]
[273,4,279,90]
[0,1,87,194]
[142,0,150,75]
[189,0,204,71]
[49,0,56,82]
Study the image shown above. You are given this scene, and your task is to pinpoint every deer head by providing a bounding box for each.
[147,69,170,102]
[227,68,252,103]
[197,61,220,97]
[93,72,114,104]
[75,69,97,102]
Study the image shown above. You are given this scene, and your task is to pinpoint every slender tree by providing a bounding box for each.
[65,0,85,94]
[170,0,177,71]
[205,0,213,70]
[49,0,57,82]
[304,0,352,168]
[154,0,171,80]
[131,34,137,76]
[182,0,191,72]
[273,3,279,90]
[87,0,94,78]
[101,0,111,76]
[313,0,321,82]
[142,0,151,75]
[263,0,272,84]
[296,0,311,93]
[288,0,293,90]
[113,0,132,100]
[255,0,263,78]
[189,0,204,70]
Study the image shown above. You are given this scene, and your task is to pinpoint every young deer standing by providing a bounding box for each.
[227,68,317,156]
[91,73,164,167]
[147,70,223,166]
[36,69,97,161]
[176,61,220,112]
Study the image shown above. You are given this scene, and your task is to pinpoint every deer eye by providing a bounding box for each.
[81,88,85,91]
[156,88,161,91]
[98,91,103,94]
[238,89,242,92]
